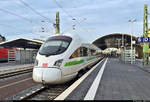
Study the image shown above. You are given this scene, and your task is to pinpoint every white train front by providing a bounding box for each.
[32,33,100,84]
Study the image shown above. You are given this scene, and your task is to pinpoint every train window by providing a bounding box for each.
[39,40,70,56]
[91,49,96,56]
[70,48,81,59]
[69,47,88,59]
[61,41,69,48]
[80,47,84,57]
[39,36,72,56]
[82,47,88,56]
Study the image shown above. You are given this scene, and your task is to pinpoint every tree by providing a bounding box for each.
[0,34,6,42]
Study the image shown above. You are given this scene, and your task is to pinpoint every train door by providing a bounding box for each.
[62,48,82,76]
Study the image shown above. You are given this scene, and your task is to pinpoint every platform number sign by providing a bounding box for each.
[137,37,150,43]
[138,37,142,43]
[144,37,149,42]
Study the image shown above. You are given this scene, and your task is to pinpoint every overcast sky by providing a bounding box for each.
[0,0,150,43]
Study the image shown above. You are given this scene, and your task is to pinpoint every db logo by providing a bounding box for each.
[143,37,149,42]
[42,63,48,67]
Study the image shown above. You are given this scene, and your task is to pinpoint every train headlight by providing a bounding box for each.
[34,59,38,66]
[54,59,63,67]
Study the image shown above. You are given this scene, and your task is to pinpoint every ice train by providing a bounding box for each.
[32,33,101,84]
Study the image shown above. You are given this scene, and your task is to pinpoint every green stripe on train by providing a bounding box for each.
[87,57,96,61]
[64,60,84,66]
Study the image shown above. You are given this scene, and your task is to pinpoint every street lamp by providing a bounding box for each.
[128,19,136,64]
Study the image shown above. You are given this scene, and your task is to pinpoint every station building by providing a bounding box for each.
[0,38,43,64]
[92,33,142,58]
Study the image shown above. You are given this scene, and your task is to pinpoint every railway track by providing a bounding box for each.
[0,58,102,100]
[0,67,33,79]
[0,72,37,100]
[0,59,98,100]
[22,59,102,100]
[24,81,75,100]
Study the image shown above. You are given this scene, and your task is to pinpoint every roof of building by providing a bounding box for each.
[92,33,138,50]
[0,38,44,49]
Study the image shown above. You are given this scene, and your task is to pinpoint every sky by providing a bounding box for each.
[0,0,150,43]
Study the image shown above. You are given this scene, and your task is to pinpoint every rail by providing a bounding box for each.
[0,66,33,79]
[20,58,103,100]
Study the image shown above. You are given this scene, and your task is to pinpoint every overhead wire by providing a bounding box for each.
[0,7,42,36]
[53,0,75,19]
[0,23,31,33]
[19,0,54,24]
[54,0,87,25]
[53,0,92,34]
[0,1,53,39]
[0,8,41,25]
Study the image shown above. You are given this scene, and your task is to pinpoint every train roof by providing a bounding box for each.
[0,38,43,49]
[50,33,82,41]
[56,33,100,50]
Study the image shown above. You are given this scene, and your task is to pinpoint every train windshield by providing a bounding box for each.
[39,36,72,56]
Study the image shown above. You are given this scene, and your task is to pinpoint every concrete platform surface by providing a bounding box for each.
[65,58,150,100]
[0,63,33,74]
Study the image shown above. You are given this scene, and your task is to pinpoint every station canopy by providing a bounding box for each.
[92,33,138,50]
[82,43,101,51]
[0,38,44,49]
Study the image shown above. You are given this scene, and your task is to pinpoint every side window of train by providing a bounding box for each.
[69,48,81,59]
[69,47,88,59]
[82,47,88,56]
[91,49,96,56]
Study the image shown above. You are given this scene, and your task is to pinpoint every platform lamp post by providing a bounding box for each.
[128,19,136,64]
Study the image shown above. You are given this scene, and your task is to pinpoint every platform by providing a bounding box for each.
[134,59,150,73]
[0,63,33,74]
[55,58,150,100]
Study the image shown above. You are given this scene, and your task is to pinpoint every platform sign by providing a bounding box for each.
[143,37,150,42]
[137,37,143,43]
[137,37,150,43]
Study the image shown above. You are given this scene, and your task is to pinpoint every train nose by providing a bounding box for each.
[32,68,43,82]
[33,67,62,84]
